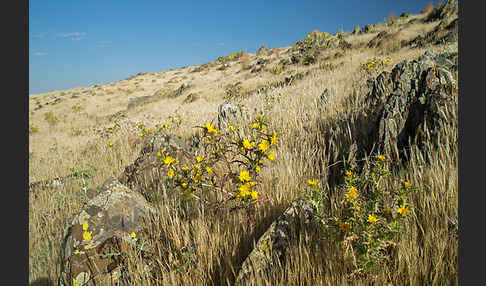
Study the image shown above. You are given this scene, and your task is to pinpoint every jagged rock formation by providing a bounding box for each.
[118,134,192,202]
[235,197,317,284]
[59,177,156,286]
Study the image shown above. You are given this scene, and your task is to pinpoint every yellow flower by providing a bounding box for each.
[83,231,92,241]
[156,151,162,157]
[404,181,412,188]
[168,168,175,179]
[251,190,258,200]
[131,232,137,239]
[367,214,378,224]
[255,166,261,173]
[139,132,144,137]
[182,182,187,188]
[229,125,235,132]
[267,151,275,161]
[73,278,80,286]
[354,205,361,212]
[74,250,80,255]
[163,123,168,128]
[204,123,218,135]
[197,156,205,163]
[242,139,254,149]
[238,170,251,182]
[145,128,151,133]
[345,186,359,201]
[82,221,89,231]
[252,122,260,129]
[257,115,263,121]
[397,206,410,216]
[339,221,351,233]
[182,166,189,171]
[345,170,352,177]
[376,155,386,161]
[258,140,270,152]
[206,167,213,174]
[308,179,318,186]
[238,183,251,197]
[164,156,176,166]
[108,142,113,147]
[383,168,389,173]
[270,131,278,145]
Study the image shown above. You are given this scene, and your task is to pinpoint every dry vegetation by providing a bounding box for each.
[29,5,458,285]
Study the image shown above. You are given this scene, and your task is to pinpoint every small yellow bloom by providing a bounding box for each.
[82,221,89,231]
[270,131,278,145]
[229,125,235,132]
[255,166,261,173]
[197,156,205,163]
[339,221,351,233]
[131,232,137,239]
[164,156,176,166]
[256,115,263,121]
[242,139,254,149]
[108,142,113,147]
[73,278,80,286]
[182,166,189,171]
[252,122,260,129]
[251,190,258,200]
[354,205,360,212]
[163,123,168,128]
[182,182,187,188]
[367,214,378,224]
[139,132,144,137]
[404,181,412,188]
[383,168,389,173]
[238,170,251,182]
[238,183,251,197]
[267,151,275,161]
[74,250,80,255]
[258,140,270,152]
[206,167,213,174]
[204,123,218,135]
[156,151,162,157]
[83,231,92,241]
[397,206,410,216]
[168,168,175,179]
[376,155,386,161]
[308,179,318,186]
[345,170,352,177]
[345,186,359,201]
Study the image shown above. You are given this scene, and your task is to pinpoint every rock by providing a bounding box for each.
[407,16,458,48]
[58,177,157,286]
[362,50,457,160]
[217,103,242,132]
[169,83,191,98]
[236,197,317,284]
[118,134,192,202]
[183,93,200,104]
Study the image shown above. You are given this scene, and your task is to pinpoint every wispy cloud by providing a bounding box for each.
[33,52,48,56]
[57,32,87,41]
[96,40,112,48]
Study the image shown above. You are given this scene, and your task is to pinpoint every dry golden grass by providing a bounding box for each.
[29,10,457,285]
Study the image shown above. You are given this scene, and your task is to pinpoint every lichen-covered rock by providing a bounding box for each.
[236,197,317,284]
[58,177,157,286]
[361,50,458,160]
[119,134,191,202]
[217,103,242,133]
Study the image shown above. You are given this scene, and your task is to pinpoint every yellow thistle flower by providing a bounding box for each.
[267,151,275,161]
[251,190,258,200]
[238,183,251,197]
[82,221,89,231]
[308,179,318,186]
[83,231,92,241]
[258,140,270,152]
[270,131,278,145]
[238,170,251,182]
[339,221,351,233]
[168,168,175,179]
[164,156,176,166]
[242,139,254,149]
[131,232,137,239]
[376,155,386,161]
[367,214,378,224]
[397,206,410,216]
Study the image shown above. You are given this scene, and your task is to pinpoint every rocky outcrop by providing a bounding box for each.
[408,16,458,48]
[236,197,317,284]
[118,134,192,202]
[217,103,242,133]
[59,177,156,286]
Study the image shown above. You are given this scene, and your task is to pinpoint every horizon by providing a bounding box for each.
[29,0,436,95]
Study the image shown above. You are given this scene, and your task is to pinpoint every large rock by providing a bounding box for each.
[217,103,242,133]
[360,50,457,160]
[236,197,317,284]
[58,177,157,285]
[119,134,192,202]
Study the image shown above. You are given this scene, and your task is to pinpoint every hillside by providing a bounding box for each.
[29,2,458,285]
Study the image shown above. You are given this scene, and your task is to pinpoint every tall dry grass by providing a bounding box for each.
[29,29,457,285]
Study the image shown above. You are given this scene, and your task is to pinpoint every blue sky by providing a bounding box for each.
[29,0,436,94]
